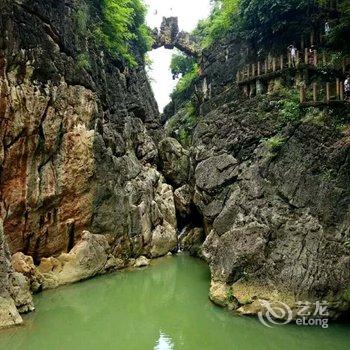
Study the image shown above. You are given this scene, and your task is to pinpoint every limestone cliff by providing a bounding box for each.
[0,219,33,328]
[0,0,178,327]
[162,33,350,318]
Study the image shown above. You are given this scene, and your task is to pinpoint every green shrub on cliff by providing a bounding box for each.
[170,52,196,79]
[265,135,285,158]
[278,90,301,124]
[170,64,200,107]
[326,1,350,52]
[73,3,89,35]
[198,0,349,53]
[196,0,239,48]
[166,101,198,147]
[97,0,153,66]
[77,53,91,69]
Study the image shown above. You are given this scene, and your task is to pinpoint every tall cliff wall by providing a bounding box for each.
[163,33,350,318]
[0,0,178,327]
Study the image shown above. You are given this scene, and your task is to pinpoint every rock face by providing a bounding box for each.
[152,17,200,57]
[0,0,177,265]
[158,137,190,186]
[165,33,350,318]
[0,219,34,328]
[0,0,179,325]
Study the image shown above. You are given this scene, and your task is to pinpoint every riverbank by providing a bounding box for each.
[0,254,349,350]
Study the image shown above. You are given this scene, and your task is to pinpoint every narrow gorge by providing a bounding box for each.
[0,0,350,348]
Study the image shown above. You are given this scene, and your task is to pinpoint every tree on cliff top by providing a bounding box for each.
[199,0,350,54]
[96,0,153,66]
[326,1,350,52]
[170,52,196,79]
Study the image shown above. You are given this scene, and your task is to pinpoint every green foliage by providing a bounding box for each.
[98,0,153,67]
[178,102,198,147]
[165,101,198,147]
[344,239,350,249]
[195,0,239,48]
[170,52,196,79]
[322,166,336,181]
[196,0,349,54]
[73,4,89,35]
[326,1,350,53]
[178,129,191,146]
[236,0,319,54]
[204,0,239,47]
[342,288,350,302]
[77,53,91,69]
[226,288,235,303]
[170,64,199,107]
[278,90,301,124]
[265,135,285,157]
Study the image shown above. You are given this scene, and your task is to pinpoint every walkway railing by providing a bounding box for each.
[299,78,347,105]
[236,50,350,84]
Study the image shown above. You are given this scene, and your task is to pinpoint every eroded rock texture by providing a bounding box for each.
[0,0,178,305]
[0,218,34,328]
[152,17,200,57]
[164,33,350,318]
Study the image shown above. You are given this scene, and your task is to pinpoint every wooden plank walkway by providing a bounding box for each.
[236,49,350,106]
[237,50,350,85]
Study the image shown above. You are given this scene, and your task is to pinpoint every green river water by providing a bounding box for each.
[0,254,349,350]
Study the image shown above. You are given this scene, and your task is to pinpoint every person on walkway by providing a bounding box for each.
[345,76,350,101]
[308,45,316,65]
[288,45,298,67]
[325,21,330,35]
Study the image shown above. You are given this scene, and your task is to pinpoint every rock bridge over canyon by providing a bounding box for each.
[152,17,200,58]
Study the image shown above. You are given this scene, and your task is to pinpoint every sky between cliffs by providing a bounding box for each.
[144,0,211,112]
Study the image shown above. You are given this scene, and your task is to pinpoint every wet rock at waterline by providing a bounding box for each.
[164,22,350,319]
[134,256,150,268]
[0,219,34,328]
[179,227,205,258]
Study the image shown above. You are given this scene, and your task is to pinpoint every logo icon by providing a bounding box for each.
[257,299,329,328]
[258,300,293,328]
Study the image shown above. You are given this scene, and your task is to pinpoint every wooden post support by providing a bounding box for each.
[288,53,291,68]
[326,82,330,102]
[336,78,340,98]
[300,83,306,103]
[252,63,255,77]
[236,71,240,83]
[272,57,276,72]
[247,65,250,79]
[264,60,268,74]
[313,82,317,102]
[296,51,300,66]
[243,85,249,97]
[314,50,318,66]
[257,61,261,76]
[280,55,284,70]
[305,48,308,65]
[340,82,344,101]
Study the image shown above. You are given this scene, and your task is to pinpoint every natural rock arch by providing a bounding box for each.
[152,17,200,58]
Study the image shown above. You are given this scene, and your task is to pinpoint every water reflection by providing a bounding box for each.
[0,255,349,350]
[154,332,174,350]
